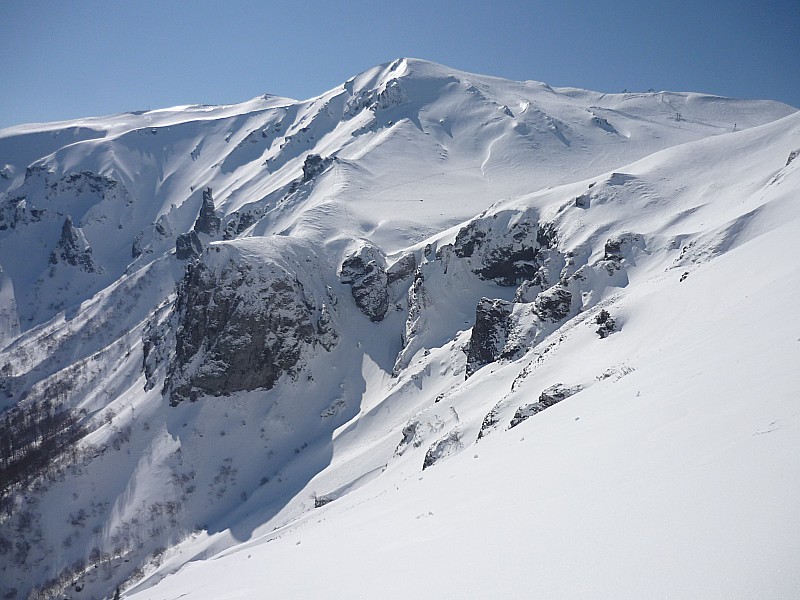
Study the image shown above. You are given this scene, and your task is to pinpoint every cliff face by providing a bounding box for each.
[165,261,315,403]
[49,216,99,273]
[145,241,338,405]
[339,244,389,323]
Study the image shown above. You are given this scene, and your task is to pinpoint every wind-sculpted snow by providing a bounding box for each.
[0,60,799,600]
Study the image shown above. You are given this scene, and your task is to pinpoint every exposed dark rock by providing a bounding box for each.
[193,188,221,236]
[314,494,335,508]
[513,265,554,303]
[0,196,28,230]
[536,222,558,248]
[575,193,590,208]
[386,253,417,285]
[603,238,623,261]
[162,259,319,404]
[142,307,175,392]
[223,210,260,240]
[131,235,144,259]
[345,78,407,117]
[395,420,423,456]
[453,221,487,259]
[533,286,572,323]
[465,298,514,377]
[175,231,203,260]
[48,217,99,273]
[476,246,539,286]
[604,233,643,261]
[393,268,429,374]
[316,303,338,351]
[56,170,119,196]
[595,309,617,339]
[787,148,799,167]
[600,233,645,274]
[509,383,583,428]
[422,430,461,470]
[591,115,618,134]
[302,154,336,182]
[477,401,503,440]
[339,246,388,322]
[154,218,171,238]
[453,215,559,286]
[352,266,388,322]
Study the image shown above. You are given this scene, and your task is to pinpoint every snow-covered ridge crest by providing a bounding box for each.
[0,60,798,600]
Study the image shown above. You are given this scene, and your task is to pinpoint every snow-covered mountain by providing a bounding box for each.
[1,58,798,599]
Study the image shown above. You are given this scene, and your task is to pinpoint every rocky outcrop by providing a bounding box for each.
[193,188,221,236]
[574,193,590,208]
[465,298,514,377]
[162,258,320,404]
[452,221,487,259]
[394,213,567,376]
[175,231,203,260]
[49,217,99,273]
[452,212,560,287]
[509,383,583,428]
[345,78,407,118]
[393,268,429,374]
[513,253,562,302]
[142,306,176,392]
[286,154,337,194]
[223,209,261,240]
[422,430,461,470]
[477,401,503,440]
[386,252,417,285]
[316,302,338,351]
[603,232,645,263]
[394,420,423,456]
[131,213,175,259]
[339,245,389,322]
[594,309,617,338]
[594,233,646,279]
[532,285,572,323]
[400,212,639,381]
[45,170,120,198]
[301,154,336,182]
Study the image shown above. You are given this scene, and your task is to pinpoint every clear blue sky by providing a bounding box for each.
[1,0,798,129]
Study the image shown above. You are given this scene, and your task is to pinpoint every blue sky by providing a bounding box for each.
[1,0,798,129]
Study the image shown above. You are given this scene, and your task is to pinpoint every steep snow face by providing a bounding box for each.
[0,60,798,600]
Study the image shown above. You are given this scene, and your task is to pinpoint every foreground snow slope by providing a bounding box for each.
[0,59,798,599]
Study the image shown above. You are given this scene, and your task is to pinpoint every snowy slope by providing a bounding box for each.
[1,58,791,332]
[0,59,798,600]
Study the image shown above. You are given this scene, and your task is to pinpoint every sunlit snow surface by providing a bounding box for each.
[0,59,798,599]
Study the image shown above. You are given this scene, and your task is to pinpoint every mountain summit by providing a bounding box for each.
[1,60,798,599]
